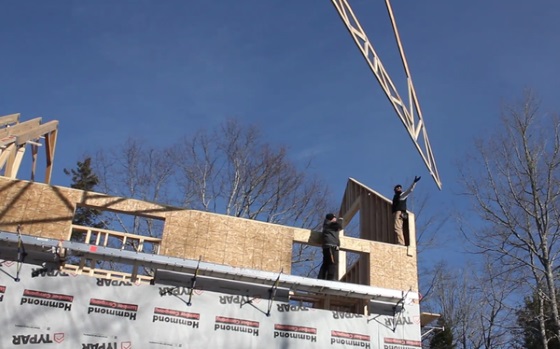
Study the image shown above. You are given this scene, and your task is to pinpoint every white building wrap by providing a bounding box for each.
[0,263,421,348]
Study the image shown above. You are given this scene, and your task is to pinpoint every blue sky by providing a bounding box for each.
[2,1,560,266]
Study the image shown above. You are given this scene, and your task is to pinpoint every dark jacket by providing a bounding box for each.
[392,181,416,213]
[392,193,407,213]
[322,219,342,247]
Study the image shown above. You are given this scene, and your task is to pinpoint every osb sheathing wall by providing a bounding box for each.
[0,178,292,273]
[293,230,418,291]
[0,177,418,291]
[369,244,418,291]
[162,210,293,272]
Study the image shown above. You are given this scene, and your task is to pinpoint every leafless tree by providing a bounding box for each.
[89,120,332,277]
[411,192,450,255]
[421,260,515,349]
[459,90,560,347]
[173,119,330,225]
[172,119,332,276]
[94,138,178,206]
[92,138,177,235]
[62,139,178,275]
[421,261,475,348]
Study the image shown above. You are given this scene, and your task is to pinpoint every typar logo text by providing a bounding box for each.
[332,311,364,320]
[277,304,308,312]
[82,341,130,349]
[88,298,138,321]
[331,330,370,348]
[12,332,64,345]
[219,295,259,305]
[31,269,71,278]
[214,316,259,336]
[97,278,140,287]
[0,285,5,302]
[20,289,73,311]
[274,324,317,343]
[159,286,203,297]
[385,316,419,328]
[153,307,200,328]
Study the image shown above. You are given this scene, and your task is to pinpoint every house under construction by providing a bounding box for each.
[0,114,438,348]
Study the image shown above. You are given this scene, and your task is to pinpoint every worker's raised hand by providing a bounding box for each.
[414,176,421,183]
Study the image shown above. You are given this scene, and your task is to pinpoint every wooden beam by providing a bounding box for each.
[31,144,38,181]
[420,312,440,327]
[13,147,26,179]
[0,117,42,138]
[338,230,347,281]
[0,113,20,127]
[5,145,25,178]
[0,135,16,148]
[15,120,58,145]
[44,130,57,184]
[0,143,15,169]
[342,194,361,224]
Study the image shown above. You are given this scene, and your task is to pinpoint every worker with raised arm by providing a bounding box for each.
[392,176,421,245]
[318,213,342,281]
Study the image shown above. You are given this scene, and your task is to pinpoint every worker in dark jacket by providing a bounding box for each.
[318,213,342,280]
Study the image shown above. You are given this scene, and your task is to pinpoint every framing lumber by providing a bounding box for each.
[0,115,59,184]
[15,120,58,145]
[0,143,15,168]
[0,113,20,127]
[0,117,42,139]
[44,129,57,184]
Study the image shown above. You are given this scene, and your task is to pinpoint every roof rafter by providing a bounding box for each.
[0,113,20,127]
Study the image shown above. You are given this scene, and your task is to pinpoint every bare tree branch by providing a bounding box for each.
[459,90,560,347]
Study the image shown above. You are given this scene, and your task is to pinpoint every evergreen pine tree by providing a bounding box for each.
[429,318,455,349]
[516,292,560,349]
[64,158,104,239]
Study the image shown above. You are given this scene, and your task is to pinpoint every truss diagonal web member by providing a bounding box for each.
[331,0,442,189]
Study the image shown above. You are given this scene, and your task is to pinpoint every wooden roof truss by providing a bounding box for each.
[331,0,442,189]
[0,113,58,184]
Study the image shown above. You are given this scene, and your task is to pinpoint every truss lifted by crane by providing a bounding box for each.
[331,0,442,189]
